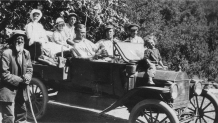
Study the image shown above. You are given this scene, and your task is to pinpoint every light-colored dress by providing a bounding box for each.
[45,29,70,56]
[65,23,75,40]
[25,22,48,46]
[71,39,97,58]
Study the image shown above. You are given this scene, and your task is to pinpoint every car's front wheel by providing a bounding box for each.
[187,90,218,123]
[129,99,179,123]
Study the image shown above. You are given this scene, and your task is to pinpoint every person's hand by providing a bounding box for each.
[64,44,69,48]
[23,74,31,84]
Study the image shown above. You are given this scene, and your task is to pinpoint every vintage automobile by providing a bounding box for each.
[26,42,218,123]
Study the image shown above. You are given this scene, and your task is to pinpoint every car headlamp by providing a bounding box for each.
[193,81,202,95]
[170,83,179,99]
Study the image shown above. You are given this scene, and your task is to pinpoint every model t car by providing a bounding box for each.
[26,42,218,123]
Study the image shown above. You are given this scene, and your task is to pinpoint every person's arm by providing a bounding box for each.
[41,25,49,43]
[144,49,154,67]
[157,49,165,67]
[53,32,63,45]
[66,39,75,46]
[23,51,33,84]
[25,23,35,46]
[1,51,23,86]
[25,23,32,40]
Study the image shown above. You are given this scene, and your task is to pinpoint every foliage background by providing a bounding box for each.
[1,0,218,81]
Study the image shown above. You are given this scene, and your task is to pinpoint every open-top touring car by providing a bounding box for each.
[26,42,218,123]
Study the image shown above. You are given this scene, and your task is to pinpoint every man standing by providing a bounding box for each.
[0,30,33,123]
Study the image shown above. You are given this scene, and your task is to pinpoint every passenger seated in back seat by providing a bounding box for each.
[25,9,48,60]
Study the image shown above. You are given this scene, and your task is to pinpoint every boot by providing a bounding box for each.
[147,77,155,85]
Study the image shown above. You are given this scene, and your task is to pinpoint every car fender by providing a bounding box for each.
[99,86,170,115]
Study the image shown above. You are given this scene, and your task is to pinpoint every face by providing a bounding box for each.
[130,29,138,37]
[106,29,114,39]
[57,24,65,31]
[68,16,77,26]
[33,13,40,22]
[147,36,156,48]
[14,36,25,52]
[76,28,86,39]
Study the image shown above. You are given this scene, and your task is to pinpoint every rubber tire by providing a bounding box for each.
[129,99,179,123]
[188,90,218,123]
[26,78,48,120]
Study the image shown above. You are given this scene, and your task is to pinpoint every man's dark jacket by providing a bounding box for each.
[0,48,33,102]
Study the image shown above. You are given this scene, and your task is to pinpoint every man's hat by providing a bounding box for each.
[128,24,140,30]
[105,25,114,30]
[75,24,86,32]
[9,30,27,44]
[68,13,78,20]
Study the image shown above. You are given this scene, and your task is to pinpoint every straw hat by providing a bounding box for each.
[8,30,27,45]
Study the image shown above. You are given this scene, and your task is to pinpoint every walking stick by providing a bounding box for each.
[27,85,38,123]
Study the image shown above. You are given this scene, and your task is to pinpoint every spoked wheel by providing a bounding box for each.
[186,90,218,123]
[129,99,179,123]
[26,78,48,120]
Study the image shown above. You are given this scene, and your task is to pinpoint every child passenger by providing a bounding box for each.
[143,34,166,85]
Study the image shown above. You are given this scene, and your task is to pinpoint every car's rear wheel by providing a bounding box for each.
[129,99,179,123]
[187,90,218,123]
[26,78,48,120]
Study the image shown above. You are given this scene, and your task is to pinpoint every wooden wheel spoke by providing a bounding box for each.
[202,117,207,123]
[195,96,200,108]
[143,111,150,122]
[202,102,212,111]
[190,99,196,108]
[188,107,195,112]
[204,110,215,113]
[33,102,40,113]
[149,107,153,122]
[136,118,145,123]
[204,114,215,120]
[200,97,205,109]
[199,118,202,123]
[159,115,168,123]
[195,118,199,123]
[35,86,39,93]
[154,110,160,122]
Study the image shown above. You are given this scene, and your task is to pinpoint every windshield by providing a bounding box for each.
[114,42,145,62]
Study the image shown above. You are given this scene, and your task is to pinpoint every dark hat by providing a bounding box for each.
[75,24,86,32]
[128,24,140,30]
[9,30,27,44]
[105,25,114,30]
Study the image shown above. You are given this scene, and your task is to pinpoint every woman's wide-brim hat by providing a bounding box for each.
[30,9,42,21]
[8,30,27,44]
[55,18,65,27]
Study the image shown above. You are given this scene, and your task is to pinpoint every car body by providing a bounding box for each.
[27,42,218,123]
